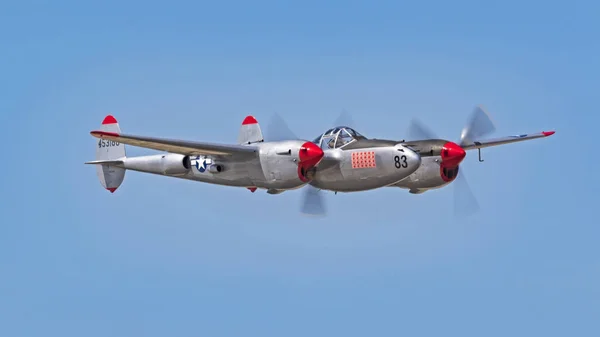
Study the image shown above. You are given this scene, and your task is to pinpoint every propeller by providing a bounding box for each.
[300,184,326,216]
[406,105,496,217]
[263,110,361,216]
[297,109,347,216]
[453,167,480,217]
[460,105,496,146]
[407,118,437,140]
[333,108,355,128]
[262,112,328,215]
[264,112,299,142]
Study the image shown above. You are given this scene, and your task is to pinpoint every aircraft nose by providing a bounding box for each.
[441,141,466,165]
[299,141,325,166]
[404,146,422,169]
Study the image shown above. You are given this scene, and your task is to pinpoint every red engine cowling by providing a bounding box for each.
[297,142,324,182]
[439,141,466,182]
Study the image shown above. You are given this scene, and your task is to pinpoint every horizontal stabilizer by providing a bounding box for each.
[85,159,124,165]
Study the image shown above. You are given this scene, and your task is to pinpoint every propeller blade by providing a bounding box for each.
[300,185,326,216]
[459,105,497,147]
[333,109,355,127]
[453,167,480,217]
[265,113,299,141]
[407,118,438,140]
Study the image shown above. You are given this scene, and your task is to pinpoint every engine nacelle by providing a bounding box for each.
[161,154,192,176]
[208,164,224,173]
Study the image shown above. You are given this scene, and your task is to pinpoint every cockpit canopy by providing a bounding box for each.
[312,126,366,149]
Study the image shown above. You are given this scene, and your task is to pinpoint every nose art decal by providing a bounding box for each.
[351,151,376,169]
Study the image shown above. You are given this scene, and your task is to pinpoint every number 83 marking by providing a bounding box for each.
[394,155,407,168]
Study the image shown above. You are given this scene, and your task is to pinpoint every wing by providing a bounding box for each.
[461,131,555,150]
[90,130,259,157]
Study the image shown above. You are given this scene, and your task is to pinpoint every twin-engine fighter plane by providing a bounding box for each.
[299,105,555,216]
[87,106,554,217]
[86,115,422,198]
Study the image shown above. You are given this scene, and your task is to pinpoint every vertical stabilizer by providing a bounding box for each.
[237,115,264,144]
[94,115,126,193]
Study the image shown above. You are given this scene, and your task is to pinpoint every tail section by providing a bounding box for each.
[91,115,126,193]
[237,115,264,144]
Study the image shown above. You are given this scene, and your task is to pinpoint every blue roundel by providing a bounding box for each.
[194,156,212,172]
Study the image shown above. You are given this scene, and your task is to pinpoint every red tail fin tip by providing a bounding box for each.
[242,116,258,125]
[102,115,118,125]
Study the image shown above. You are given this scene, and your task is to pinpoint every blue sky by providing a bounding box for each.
[1,1,599,336]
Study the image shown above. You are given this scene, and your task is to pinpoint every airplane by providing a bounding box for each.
[299,105,555,216]
[87,106,554,217]
[86,114,422,198]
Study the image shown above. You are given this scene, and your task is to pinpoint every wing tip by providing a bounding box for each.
[542,131,555,137]
[102,115,118,125]
[242,115,258,125]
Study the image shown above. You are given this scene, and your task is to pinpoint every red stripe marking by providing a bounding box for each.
[542,131,555,137]
[106,187,117,193]
[90,131,120,138]
[102,115,118,125]
[242,115,258,125]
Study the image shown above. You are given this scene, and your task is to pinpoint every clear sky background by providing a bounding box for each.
[1,1,598,336]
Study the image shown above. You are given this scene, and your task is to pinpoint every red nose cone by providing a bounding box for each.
[297,142,324,182]
[299,141,324,165]
[441,142,466,164]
